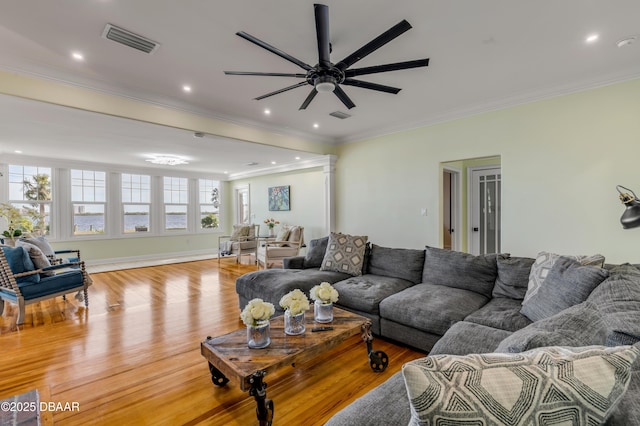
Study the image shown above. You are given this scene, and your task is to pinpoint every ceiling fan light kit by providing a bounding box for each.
[224,3,429,110]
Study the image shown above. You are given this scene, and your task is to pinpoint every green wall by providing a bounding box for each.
[336,78,640,264]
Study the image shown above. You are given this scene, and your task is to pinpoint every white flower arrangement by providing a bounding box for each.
[240,298,275,326]
[310,282,339,304]
[279,289,310,316]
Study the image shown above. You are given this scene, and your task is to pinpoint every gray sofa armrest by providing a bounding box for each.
[283,256,305,269]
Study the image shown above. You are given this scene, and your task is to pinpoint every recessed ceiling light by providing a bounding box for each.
[71,52,84,61]
[295,156,301,160]
[313,123,319,129]
[145,155,188,166]
[271,161,277,165]
[223,171,228,174]
[264,109,271,115]
[182,85,192,93]
[617,36,636,48]
[15,150,23,154]
[586,34,599,43]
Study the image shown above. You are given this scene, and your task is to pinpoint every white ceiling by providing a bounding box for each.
[1,0,639,175]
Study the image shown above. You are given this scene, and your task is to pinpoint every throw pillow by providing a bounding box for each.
[402,345,639,426]
[496,301,609,353]
[422,246,502,298]
[15,241,54,277]
[1,246,40,284]
[587,263,640,346]
[522,251,605,305]
[320,232,368,276]
[275,227,291,243]
[303,236,329,269]
[230,225,250,240]
[19,236,56,258]
[520,257,609,321]
[284,225,303,247]
[492,256,535,300]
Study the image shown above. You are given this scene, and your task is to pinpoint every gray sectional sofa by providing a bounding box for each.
[235,236,640,425]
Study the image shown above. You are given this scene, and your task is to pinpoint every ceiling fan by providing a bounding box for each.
[224,3,429,110]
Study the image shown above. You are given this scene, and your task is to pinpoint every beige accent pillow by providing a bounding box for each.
[231,225,250,240]
[16,241,54,277]
[276,228,291,243]
[286,226,302,247]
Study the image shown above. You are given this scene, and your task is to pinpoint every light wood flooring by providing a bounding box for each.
[0,258,425,425]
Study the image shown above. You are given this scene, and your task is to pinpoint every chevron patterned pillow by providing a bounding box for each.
[402,345,639,426]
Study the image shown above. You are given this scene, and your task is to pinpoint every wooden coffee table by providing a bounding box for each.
[200,307,388,426]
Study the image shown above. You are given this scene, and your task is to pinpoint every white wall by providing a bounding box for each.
[336,78,640,264]
[231,167,327,242]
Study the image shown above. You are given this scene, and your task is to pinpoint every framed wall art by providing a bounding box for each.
[268,185,290,211]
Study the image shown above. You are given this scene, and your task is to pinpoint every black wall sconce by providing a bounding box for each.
[617,185,640,229]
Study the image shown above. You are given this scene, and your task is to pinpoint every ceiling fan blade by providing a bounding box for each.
[345,59,429,77]
[254,81,309,100]
[225,71,307,77]
[299,89,318,110]
[333,86,356,109]
[336,20,412,71]
[342,79,401,94]
[236,31,314,71]
[314,4,331,68]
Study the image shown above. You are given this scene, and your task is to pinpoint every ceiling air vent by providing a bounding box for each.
[329,111,352,119]
[102,24,160,54]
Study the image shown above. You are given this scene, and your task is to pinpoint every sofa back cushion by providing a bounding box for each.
[422,247,499,297]
[1,246,40,284]
[496,301,609,353]
[368,244,425,284]
[520,256,609,322]
[522,251,605,305]
[588,263,640,345]
[492,256,535,300]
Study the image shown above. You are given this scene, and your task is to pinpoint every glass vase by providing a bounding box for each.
[314,300,333,323]
[284,310,306,335]
[247,319,271,349]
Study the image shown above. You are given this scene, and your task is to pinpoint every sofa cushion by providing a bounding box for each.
[1,246,39,284]
[430,321,513,356]
[19,236,56,258]
[379,283,489,336]
[402,345,639,426]
[18,270,83,299]
[422,247,499,298]
[496,302,609,353]
[522,251,605,305]
[325,372,411,426]
[492,256,534,300]
[334,275,415,315]
[320,232,368,276]
[588,263,640,345]
[368,245,425,285]
[16,241,55,277]
[463,297,532,332]
[520,257,609,321]
[236,268,351,313]
[302,236,329,269]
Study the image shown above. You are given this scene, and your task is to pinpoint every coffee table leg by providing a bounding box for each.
[249,370,274,426]
[208,363,230,386]
[361,321,389,372]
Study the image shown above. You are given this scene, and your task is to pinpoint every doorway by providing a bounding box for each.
[234,184,250,224]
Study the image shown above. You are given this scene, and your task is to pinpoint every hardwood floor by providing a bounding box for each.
[0,259,425,425]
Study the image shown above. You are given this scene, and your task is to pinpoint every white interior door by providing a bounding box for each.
[234,185,250,224]
[469,167,501,255]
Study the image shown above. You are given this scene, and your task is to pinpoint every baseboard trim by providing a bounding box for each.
[85,250,218,273]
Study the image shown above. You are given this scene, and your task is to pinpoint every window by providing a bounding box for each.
[71,169,106,235]
[122,173,151,233]
[163,176,188,231]
[8,165,52,236]
[199,179,220,230]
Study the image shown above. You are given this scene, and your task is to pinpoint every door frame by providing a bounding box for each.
[442,166,462,251]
